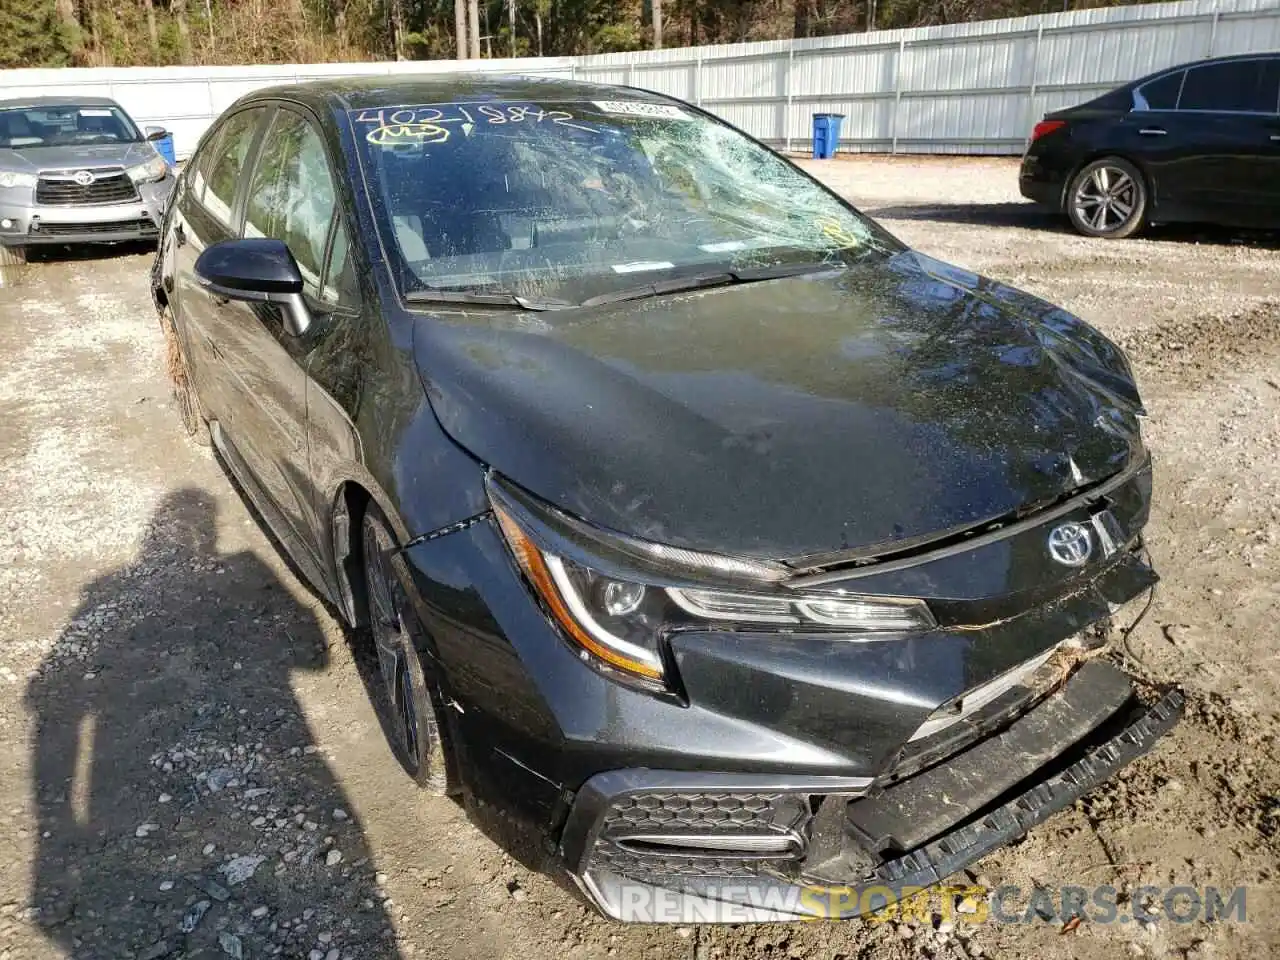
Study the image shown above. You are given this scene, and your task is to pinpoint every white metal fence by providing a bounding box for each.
[2,0,1278,159]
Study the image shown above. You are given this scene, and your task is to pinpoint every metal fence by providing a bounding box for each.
[2,0,1278,158]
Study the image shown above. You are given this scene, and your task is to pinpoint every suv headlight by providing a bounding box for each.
[127,154,169,184]
[0,171,36,189]
[488,474,936,686]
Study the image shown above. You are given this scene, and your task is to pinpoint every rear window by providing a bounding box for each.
[1133,72,1183,111]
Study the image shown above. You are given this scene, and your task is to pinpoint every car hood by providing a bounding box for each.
[0,142,156,172]
[412,249,1145,562]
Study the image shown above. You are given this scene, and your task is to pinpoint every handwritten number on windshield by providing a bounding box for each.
[357,103,593,144]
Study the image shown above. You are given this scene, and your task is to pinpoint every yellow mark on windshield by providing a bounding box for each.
[815,216,860,248]
[365,122,451,146]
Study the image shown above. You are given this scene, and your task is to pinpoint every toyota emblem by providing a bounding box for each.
[73,170,96,186]
[1047,522,1093,567]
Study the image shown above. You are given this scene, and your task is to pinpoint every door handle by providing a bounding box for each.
[1270,134,1280,142]
[174,222,186,247]
[1138,128,1167,136]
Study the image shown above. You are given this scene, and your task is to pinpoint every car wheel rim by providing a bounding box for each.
[1074,166,1137,233]
[365,528,422,770]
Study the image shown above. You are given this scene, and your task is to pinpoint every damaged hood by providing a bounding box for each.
[411,249,1145,562]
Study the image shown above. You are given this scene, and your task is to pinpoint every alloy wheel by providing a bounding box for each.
[363,518,422,771]
[1072,164,1138,235]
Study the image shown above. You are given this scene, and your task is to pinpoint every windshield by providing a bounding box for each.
[350,98,888,305]
[0,104,141,149]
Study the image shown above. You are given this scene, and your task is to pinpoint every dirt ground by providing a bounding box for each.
[0,155,1277,960]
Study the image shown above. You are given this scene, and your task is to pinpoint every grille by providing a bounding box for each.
[589,792,810,883]
[36,171,139,206]
[593,845,790,881]
[34,217,155,238]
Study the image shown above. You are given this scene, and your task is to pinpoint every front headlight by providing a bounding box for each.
[127,154,169,184]
[488,474,936,686]
[0,171,37,190]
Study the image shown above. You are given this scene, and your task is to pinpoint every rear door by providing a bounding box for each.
[170,107,271,424]
[1140,58,1280,225]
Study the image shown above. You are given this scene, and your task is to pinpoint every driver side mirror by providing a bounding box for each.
[145,125,170,141]
[194,238,312,336]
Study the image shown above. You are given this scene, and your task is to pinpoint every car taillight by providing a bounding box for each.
[1031,120,1067,142]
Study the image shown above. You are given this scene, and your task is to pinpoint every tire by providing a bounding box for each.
[361,505,450,793]
[158,305,210,446]
[0,244,25,268]
[1067,157,1148,239]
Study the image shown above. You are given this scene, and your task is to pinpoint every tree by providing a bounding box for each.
[0,0,1151,68]
[0,0,75,67]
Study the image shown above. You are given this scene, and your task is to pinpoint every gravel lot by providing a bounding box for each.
[1,155,1278,960]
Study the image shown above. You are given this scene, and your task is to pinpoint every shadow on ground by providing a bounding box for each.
[25,489,404,959]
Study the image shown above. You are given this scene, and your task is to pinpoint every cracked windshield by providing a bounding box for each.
[351,99,879,305]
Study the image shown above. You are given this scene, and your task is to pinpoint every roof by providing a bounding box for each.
[0,95,121,109]
[237,73,668,113]
[1126,50,1280,88]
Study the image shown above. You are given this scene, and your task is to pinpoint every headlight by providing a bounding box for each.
[488,474,936,686]
[0,171,36,189]
[127,154,169,184]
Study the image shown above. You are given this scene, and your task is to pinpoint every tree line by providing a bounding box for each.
[0,0,1135,69]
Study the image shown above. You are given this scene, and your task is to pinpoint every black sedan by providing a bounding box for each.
[153,76,1181,922]
[1021,52,1280,237]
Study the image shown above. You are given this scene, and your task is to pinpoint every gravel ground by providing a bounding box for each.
[1,156,1278,960]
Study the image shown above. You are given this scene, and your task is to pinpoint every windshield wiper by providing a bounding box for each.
[404,288,575,311]
[579,260,846,308]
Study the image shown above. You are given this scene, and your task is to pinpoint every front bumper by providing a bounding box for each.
[398,456,1163,919]
[562,662,1183,922]
[0,176,172,246]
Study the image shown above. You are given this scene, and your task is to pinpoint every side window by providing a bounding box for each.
[1133,72,1183,111]
[1261,58,1280,114]
[241,110,336,299]
[188,125,223,204]
[1178,60,1272,113]
[204,110,262,227]
[321,219,360,306]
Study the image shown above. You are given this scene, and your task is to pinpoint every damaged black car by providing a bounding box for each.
[152,75,1183,922]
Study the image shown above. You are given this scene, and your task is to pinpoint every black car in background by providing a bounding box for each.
[153,75,1182,922]
[1021,52,1280,238]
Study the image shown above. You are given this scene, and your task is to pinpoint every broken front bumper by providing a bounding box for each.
[560,660,1183,922]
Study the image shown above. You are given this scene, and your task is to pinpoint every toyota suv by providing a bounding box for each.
[0,95,174,263]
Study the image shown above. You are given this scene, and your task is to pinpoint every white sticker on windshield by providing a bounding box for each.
[611,261,675,274]
[698,237,776,253]
[592,101,691,121]
[79,109,114,117]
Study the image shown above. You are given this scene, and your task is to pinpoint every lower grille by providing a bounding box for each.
[590,792,810,882]
[34,217,155,238]
[36,172,139,206]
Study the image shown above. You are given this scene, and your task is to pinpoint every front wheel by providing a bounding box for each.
[1067,158,1148,239]
[361,506,450,793]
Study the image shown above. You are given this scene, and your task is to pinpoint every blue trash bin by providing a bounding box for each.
[154,134,177,167]
[812,113,846,160]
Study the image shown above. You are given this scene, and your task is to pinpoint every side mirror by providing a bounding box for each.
[194,238,312,336]
[145,126,169,141]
